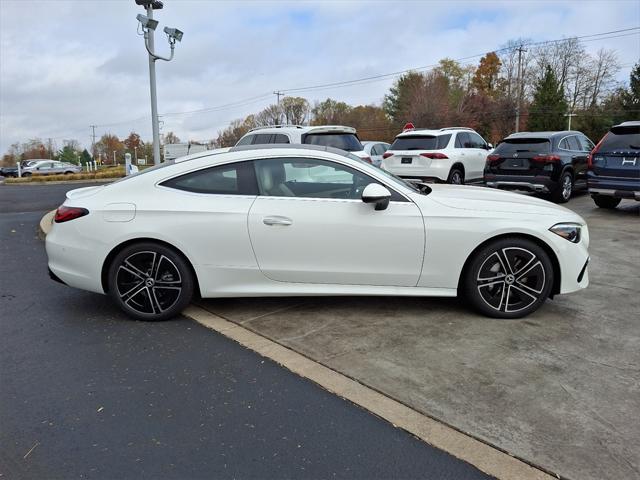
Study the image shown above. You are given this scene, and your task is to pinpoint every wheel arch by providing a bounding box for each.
[457,232,561,298]
[101,237,201,297]
[450,162,465,176]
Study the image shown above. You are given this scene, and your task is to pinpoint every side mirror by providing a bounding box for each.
[486,143,493,150]
[362,183,391,211]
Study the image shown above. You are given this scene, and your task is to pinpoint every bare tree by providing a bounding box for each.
[280,96,309,125]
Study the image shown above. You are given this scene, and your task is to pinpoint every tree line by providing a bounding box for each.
[2,38,638,167]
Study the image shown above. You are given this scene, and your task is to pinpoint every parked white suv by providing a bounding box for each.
[236,125,372,163]
[381,127,492,184]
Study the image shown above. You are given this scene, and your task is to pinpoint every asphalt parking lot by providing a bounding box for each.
[0,183,491,480]
[2,182,638,480]
[195,194,640,480]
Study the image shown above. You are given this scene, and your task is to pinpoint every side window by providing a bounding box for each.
[272,134,290,144]
[559,138,569,150]
[468,132,486,148]
[380,144,390,152]
[578,135,594,152]
[567,136,581,151]
[371,145,381,156]
[160,161,258,195]
[254,157,405,201]
[236,135,254,146]
[251,134,273,145]
[455,132,469,148]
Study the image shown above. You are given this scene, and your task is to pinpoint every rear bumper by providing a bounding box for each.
[484,174,556,193]
[587,172,640,199]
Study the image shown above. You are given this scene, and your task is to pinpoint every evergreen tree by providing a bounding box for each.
[620,62,640,120]
[528,65,568,131]
[80,149,92,165]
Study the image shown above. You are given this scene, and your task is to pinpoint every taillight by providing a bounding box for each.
[420,152,448,159]
[486,154,501,165]
[55,206,89,223]
[588,134,606,169]
[362,156,372,163]
[532,155,561,162]
[382,152,394,159]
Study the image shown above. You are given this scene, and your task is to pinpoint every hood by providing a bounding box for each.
[426,185,585,222]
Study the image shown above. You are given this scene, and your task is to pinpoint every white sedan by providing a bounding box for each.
[46,145,590,321]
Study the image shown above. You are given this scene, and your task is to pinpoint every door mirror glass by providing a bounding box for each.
[361,183,391,211]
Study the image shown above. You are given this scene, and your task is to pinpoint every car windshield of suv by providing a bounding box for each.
[390,135,449,150]
[303,133,363,152]
[494,138,551,154]
[602,125,640,150]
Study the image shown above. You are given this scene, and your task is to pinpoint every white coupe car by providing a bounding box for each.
[46,145,590,321]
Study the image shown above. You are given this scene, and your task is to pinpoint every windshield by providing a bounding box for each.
[390,135,449,151]
[494,138,551,155]
[303,133,363,152]
[601,126,640,151]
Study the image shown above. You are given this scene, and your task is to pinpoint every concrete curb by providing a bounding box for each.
[184,304,556,480]
[39,210,55,237]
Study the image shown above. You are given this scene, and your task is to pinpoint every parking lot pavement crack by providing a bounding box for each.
[278,320,334,343]
[239,302,308,325]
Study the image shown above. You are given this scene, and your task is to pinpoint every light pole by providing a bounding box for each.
[135,0,183,165]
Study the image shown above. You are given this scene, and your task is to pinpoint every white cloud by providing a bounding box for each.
[0,0,638,153]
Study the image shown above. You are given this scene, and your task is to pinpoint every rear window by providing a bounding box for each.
[303,133,363,152]
[601,125,640,151]
[494,138,551,155]
[390,134,451,151]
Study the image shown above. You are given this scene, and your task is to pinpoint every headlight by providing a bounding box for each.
[549,223,582,243]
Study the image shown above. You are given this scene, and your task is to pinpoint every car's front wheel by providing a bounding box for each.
[462,237,554,319]
[592,194,621,209]
[107,242,194,321]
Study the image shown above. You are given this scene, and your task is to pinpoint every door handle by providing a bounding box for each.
[263,216,293,226]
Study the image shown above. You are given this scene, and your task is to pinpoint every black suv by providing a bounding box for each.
[484,131,594,203]
[588,121,640,209]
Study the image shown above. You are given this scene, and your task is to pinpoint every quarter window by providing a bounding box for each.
[160,161,258,195]
[236,135,254,146]
[254,157,405,201]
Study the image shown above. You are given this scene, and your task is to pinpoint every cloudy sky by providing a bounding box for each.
[1,0,639,153]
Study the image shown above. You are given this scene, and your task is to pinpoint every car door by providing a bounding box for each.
[575,135,594,186]
[247,156,425,286]
[37,162,55,175]
[466,132,489,181]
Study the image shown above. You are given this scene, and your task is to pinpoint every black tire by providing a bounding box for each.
[550,170,573,203]
[64,171,73,175]
[592,194,621,209]
[107,242,194,321]
[22,172,32,177]
[462,237,554,319]
[447,167,465,185]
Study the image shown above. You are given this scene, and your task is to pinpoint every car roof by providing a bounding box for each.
[504,131,583,140]
[229,143,354,157]
[396,127,474,138]
[246,125,357,135]
[614,121,640,128]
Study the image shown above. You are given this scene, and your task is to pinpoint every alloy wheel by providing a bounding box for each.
[562,174,572,200]
[476,247,546,313]
[115,251,183,315]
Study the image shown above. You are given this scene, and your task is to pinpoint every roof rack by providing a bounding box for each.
[439,127,474,132]
[248,124,306,132]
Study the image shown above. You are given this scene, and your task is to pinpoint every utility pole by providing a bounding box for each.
[565,112,577,130]
[90,125,97,160]
[515,45,526,133]
[136,0,183,165]
[274,91,285,106]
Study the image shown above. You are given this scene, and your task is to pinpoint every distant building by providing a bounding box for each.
[163,143,209,162]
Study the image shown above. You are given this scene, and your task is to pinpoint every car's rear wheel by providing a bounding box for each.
[22,172,31,177]
[550,170,573,203]
[107,242,194,321]
[462,237,554,319]
[592,194,621,209]
[447,168,464,185]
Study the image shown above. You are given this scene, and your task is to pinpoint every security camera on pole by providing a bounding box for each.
[135,0,183,165]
